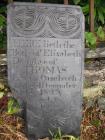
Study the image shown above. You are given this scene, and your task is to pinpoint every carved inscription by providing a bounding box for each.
[8,37,83,137]
[8,38,82,95]
[8,2,84,138]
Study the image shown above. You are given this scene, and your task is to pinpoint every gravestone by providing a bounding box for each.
[7,2,84,139]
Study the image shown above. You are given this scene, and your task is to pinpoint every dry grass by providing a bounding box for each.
[0,112,28,140]
[81,97,105,140]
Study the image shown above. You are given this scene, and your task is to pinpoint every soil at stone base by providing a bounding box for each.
[0,112,28,140]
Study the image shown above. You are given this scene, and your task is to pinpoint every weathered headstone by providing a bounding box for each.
[7,2,84,139]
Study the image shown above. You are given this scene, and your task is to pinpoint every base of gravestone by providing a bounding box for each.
[27,129,80,140]
[14,98,81,140]
[15,98,29,138]
[28,134,39,140]
[16,98,27,118]
[28,134,52,140]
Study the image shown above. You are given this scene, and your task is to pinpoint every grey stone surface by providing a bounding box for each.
[7,2,84,138]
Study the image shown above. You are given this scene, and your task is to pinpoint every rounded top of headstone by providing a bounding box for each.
[8,2,83,38]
